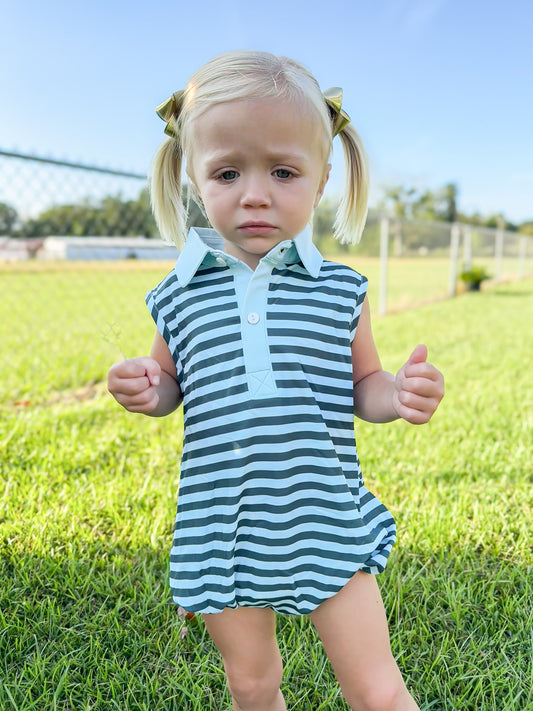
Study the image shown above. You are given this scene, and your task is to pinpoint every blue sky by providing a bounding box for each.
[2,0,532,223]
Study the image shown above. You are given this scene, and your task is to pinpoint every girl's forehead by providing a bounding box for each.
[197,95,318,121]
[190,96,329,149]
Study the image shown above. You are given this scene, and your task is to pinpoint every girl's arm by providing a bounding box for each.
[108,331,183,417]
[352,297,444,424]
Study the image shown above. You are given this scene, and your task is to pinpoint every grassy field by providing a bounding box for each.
[0,256,529,405]
[0,256,460,404]
[1,262,532,710]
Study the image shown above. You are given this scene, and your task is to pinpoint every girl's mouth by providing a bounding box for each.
[238,222,277,235]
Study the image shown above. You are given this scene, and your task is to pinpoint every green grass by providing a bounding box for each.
[1,263,532,710]
[0,257,528,404]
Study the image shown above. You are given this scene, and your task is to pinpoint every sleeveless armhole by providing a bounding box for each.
[349,273,368,343]
[145,271,178,354]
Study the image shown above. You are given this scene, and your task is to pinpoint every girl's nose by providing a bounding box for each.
[240,175,271,208]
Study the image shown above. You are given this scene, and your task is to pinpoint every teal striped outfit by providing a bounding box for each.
[146,227,396,615]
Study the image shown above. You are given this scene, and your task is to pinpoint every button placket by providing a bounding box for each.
[241,262,276,398]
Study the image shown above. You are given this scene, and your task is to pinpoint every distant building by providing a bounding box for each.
[38,236,178,261]
[0,237,43,262]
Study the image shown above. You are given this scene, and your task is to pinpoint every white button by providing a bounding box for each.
[215,256,226,265]
[247,312,260,325]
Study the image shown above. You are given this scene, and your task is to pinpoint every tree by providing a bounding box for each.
[381,185,417,219]
[0,202,18,235]
[312,198,336,250]
[518,221,533,236]
[380,183,458,223]
[440,183,458,222]
[20,186,209,238]
[457,211,517,232]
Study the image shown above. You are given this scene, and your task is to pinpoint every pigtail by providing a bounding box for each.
[333,123,369,245]
[150,137,186,248]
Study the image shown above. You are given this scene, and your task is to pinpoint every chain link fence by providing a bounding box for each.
[0,150,149,236]
[1,150,532,405]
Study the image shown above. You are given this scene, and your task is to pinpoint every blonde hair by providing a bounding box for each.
[150,50,368,247]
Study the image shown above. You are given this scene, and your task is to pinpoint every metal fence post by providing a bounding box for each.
[463,227,472,269]
[448,223,461,297]
[379,218,389,316]
[495,228,504,283]
[518,235,527,279]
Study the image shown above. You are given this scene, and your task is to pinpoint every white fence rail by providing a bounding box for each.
[376,217,532,315]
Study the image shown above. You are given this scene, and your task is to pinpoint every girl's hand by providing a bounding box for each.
[393,345,444,424]
[107,357,162,414]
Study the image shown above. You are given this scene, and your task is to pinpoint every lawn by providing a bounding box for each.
[0,257,456,404]
[1,262,532,710]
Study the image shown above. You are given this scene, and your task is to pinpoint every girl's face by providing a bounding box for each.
[188,97,330,269]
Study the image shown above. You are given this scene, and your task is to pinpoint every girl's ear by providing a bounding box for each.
[314,163,331,207]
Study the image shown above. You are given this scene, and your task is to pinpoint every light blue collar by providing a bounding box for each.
[175,226,323,287]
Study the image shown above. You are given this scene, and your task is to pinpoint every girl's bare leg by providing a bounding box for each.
[203,606,287,711]
[309,571,419,711]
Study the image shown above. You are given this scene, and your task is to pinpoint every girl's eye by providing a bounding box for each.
[219,170,238,181]
[274,169,292,179]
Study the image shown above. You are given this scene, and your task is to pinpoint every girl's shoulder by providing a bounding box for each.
[145,265,181,314]
[320,259,368,287]
[147,264,180,296]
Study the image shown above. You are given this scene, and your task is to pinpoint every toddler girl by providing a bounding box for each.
[108,50,444,711]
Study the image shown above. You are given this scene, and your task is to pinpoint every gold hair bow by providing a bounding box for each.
[323,87,350,137]
[156,90,185,139]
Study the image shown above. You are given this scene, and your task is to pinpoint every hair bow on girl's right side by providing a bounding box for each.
[156,90,185,139]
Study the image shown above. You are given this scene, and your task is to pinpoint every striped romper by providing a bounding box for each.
[146,227,396,615]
